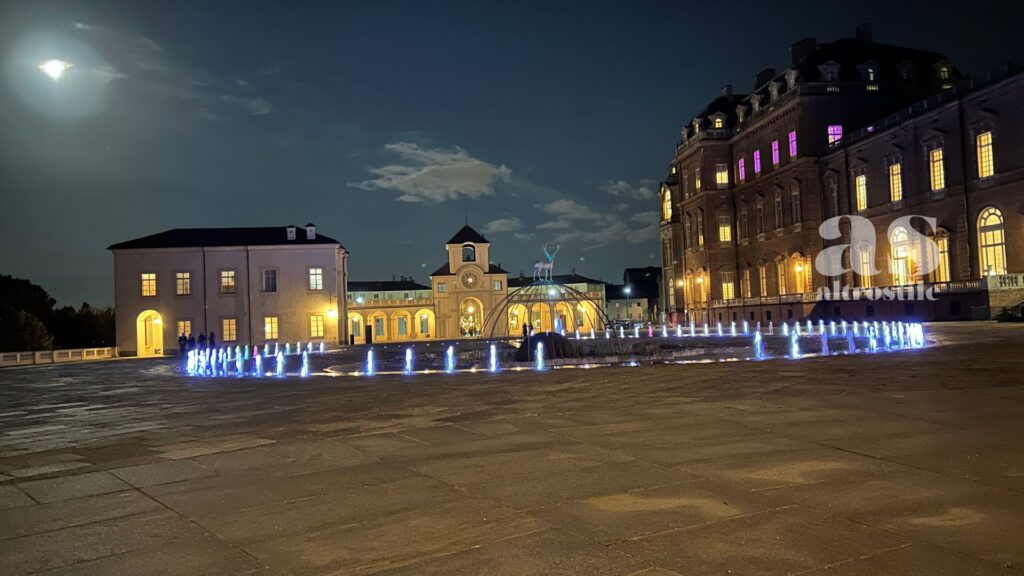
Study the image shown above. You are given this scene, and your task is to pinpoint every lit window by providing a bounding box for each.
[176,320,191,337]
[263,269,277,293]
[794,257,810,292]
[141,273,156,297]
[867,84,879,91]
[827,124,843,144]
[308,267,324,291]
[888,163,903,202]
[933,235,950,283]
[695,167,702,191]
[715,164,729,188]
[867,68,875,81]
[771,140,780,166]
[741,269,752,298]
[753,150,762,174]
[976,132,994,178]
[890,227,912,286]
[939,67,950,80]
[670,165,677,174]
[737,158,746,183]
[220,270,235,294]
[713,117,724,129]
[718,214,732,243]
[758,264,768,296]
[978,207,1007,276]
[696,210,705,246]
[827,85,839,93]
[661,188,672,220]
[721,271,735,300]
[493,280,502,291]
[264,316,279,340]
[855,174,868,212]
[175,272,190,296]
[929,148,945,191]
[776,260,787,294]
[858,248,873,288]
[788,131,798,157]
[222,318,237,342]
[309,314,325,339]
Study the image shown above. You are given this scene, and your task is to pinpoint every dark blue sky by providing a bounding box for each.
[2,0,1022,305]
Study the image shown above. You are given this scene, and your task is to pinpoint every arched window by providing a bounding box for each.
[775,257,788,295]
[978,207,1007,276]
[890,227,912,286]
[792,254,811,293]
[462,244,476,262]
[661,188,672,220]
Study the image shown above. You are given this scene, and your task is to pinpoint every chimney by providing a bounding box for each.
[721,84,733,97]
[753,68,776,90]
[286,226,297,241]
[789,38,817,65]
[856,23,872,45]
[305,222,316,240]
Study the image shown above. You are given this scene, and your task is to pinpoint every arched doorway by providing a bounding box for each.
[554,302,575,333]
[414,308,435,339]
[347,312,365,344]
[530,303,552,332]
[459,297,483,337]
[508,304,528,336]
[136,310,164,357]
[576,301,598,333]
[367,311,388,342]
[391,310,412,341]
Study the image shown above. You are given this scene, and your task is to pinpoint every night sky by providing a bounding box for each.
[2,0,1021,306]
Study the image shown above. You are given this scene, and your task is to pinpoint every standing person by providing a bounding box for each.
[522,322,530,339]
[187,333,196,352]
[197,332,206,350]
[178,332,187,356]
[208,331,216,350]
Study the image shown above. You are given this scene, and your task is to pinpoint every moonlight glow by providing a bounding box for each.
[38,59,71,80]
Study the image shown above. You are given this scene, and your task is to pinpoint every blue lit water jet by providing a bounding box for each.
[254,353,264,377]
[404,347,413,374]
[445,345,455,373]
[742,320,749,335]
[820,331,829,355]
[847,329,856,353]
[535,342,545,371]
[789,330,800,359]
[300,351,310,377]
[782,322,789,336]
[717,322,723,336]
[753,331,765,359]
[366,348,375,375]
[235,351,243,374]
[276,351,285,376]
[730,322,736,337]
[489,344,498,372]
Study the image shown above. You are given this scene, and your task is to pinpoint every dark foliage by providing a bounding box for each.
[0,275,114,352]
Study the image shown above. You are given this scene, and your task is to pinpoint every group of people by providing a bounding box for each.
[178,331,216,356]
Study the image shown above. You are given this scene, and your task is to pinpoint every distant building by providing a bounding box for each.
[659,26,1023,324]
[109,224,348,356]
[606,284,650,323]
[347,225,610,342]
[623,267,662,321]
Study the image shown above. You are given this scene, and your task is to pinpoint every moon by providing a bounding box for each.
[38,59,72,80]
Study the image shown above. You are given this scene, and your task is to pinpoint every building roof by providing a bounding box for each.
[607,283,648,300]
[446,225,490,245]
[508,273,607,288]
[108,226,343,250]
[430,262,508,277]
[348,280,431,292]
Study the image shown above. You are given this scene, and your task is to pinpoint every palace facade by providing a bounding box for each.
[659,26,1023,324]
[347,225,609,343]
[109,224,348,356]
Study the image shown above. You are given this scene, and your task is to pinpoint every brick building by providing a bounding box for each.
[660,26,1022,324]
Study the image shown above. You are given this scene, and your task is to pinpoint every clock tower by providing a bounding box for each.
[429,224,509,338]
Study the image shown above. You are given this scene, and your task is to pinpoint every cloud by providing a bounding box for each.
[482,217,522,234]
[220,95,274,115]
[533,199,658,249]
[351,142,511,203]
[513,232,536,241]
[601,179,657,200]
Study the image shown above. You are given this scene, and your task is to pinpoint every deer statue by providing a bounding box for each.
[533,243,560,282]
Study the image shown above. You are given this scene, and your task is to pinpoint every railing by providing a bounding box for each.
[0,347,119,368]
[706,280,987,309]
[349,298,434,308]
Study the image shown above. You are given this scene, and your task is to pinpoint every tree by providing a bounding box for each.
[0,306,53,351]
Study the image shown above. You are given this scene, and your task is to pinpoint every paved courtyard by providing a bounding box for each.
[1,322,1023,575]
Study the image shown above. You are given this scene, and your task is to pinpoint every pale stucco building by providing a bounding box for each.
[109,224,348,356]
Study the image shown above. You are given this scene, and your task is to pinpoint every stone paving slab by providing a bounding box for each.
[0,323,1022,574]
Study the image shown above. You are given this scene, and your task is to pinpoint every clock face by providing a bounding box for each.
[461,271,479,288]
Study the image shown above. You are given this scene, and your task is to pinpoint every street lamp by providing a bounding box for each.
[624,286,632,321]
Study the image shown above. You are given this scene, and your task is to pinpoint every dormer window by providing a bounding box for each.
[713,117,724,129]
[818,61,840,82]
[939,67,950,80]
[867,68,875,81]
[462,244,476,262]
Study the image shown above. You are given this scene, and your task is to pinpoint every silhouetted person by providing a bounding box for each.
[197,333,206,349]
[208,331,216,350]
[178,332,187,356]
[187,333,196,351]
[522,322,530,338]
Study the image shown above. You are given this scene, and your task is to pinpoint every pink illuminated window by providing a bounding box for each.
[788,131,798,157]
[827,124,843,144]
[753,150,762,174]
[771,140,780,166]
[738,158,746,182]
